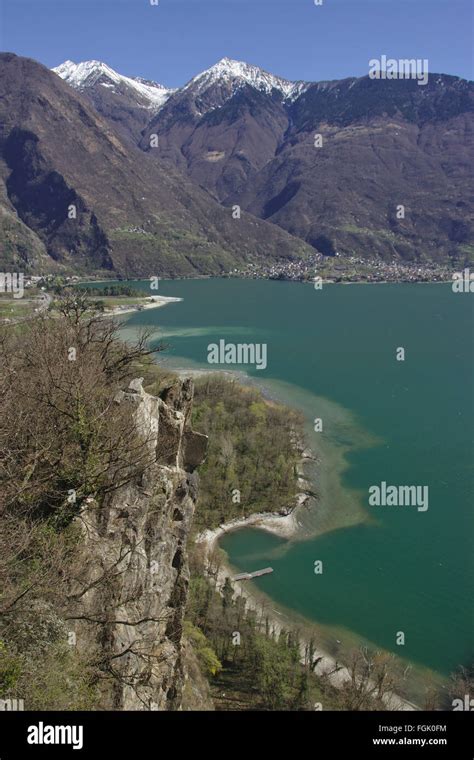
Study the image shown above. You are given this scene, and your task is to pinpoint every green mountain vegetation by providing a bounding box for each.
[0,53,312,276]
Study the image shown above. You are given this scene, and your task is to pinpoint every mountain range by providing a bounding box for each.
[0,53,472,276]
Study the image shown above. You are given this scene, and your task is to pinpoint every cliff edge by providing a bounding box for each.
[66,377,207,710]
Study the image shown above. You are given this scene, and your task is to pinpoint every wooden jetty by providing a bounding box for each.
[233,567,273,582]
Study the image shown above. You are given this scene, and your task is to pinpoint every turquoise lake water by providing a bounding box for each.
[118,278,473,678]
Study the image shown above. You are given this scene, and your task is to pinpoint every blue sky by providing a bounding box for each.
[0,0,472,86]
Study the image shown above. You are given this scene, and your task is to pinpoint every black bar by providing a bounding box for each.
[0,711,472,758]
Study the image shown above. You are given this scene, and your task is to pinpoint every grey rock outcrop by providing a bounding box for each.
[67,377,207,710]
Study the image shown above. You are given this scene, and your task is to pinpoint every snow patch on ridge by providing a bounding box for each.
[183,57,309,101]
[52,57,310,114]
[53,60,174,111]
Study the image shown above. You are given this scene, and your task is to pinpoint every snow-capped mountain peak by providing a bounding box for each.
[52,60,173,111]
[52,57,310,117]
[183,57,309,101]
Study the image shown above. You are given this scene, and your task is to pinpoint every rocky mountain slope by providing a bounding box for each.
[0,53,311,276]
[57,57,474,266]
[230,75,474,264]
[53,60,174,144]
[144,65,474,265]
[67,376,208,709]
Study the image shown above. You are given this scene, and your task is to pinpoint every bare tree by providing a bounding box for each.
[0,296,165,520]
[0,296,168,707]
[340,647,402,710]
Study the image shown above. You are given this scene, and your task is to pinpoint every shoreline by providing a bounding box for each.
[193,426,417,712]
[103,295,182,316]
[195,507,418,711]
[119,309,429,711]
[73,275,454,287]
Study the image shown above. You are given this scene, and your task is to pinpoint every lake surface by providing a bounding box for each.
[119,278,473,679]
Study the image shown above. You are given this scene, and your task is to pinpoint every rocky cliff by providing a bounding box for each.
[66,377,207,710]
